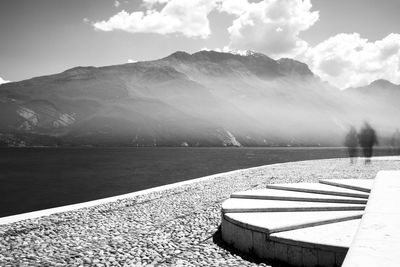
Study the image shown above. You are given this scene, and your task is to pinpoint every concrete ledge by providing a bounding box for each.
[224,211,363,234]
[222,198,366,213]
[231,188,368,204]
[319,179,373,193]
[266,183,369,199]
[270,219,360,252]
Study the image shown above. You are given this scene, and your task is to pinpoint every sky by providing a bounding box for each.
[0,0,400,89]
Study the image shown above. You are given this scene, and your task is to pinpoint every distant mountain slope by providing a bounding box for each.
[0,50,399,147]
[344,79,400,137]
[346,79,400,98]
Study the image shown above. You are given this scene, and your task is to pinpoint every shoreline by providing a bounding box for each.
[0,163,285,225]
[1,156,400,266]
[2,155,399,226]
[2,147,397,218]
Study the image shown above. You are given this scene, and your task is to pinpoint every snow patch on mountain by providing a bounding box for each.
[201,47,259,57]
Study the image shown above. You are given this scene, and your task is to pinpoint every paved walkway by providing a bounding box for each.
[1,157,400,266]
[343,171,400,267]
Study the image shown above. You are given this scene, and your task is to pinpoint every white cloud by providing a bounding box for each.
[0,77,10,85]
[220,0,319,58]
[93,0,218,38]
[303,33,400,88]
[127,59,137,63]
[114,0,121,7]
[217,0,249,16]
[142,0,170,8]
[91,0,400,88]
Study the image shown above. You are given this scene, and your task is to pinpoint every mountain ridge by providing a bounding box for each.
[0,50,399,147]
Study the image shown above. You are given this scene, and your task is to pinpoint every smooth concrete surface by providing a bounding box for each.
[343,171,400,267]
[266,183,369,199]
[363,171,400,213]
[271,219,361,250]
[224,210,363,234]
[222,198,366,213]
[319,179,374,193]
[342,213,400,267]
[369,156,400,161]
[231,188,367,204]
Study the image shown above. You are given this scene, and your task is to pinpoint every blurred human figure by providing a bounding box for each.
[344,126,358,163]
[391,128,400,155]
[358,122,378,164]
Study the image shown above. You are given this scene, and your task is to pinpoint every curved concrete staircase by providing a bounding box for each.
[221,178,376,267]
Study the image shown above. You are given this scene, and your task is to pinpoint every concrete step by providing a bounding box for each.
[224,210,364,234]
[270,219,361,266]
[266,183,369,199]
[221,179,374,267]
[222,198,366,213]
[270,219,360,250]
[231,188,367,204]
[319,179,373,193]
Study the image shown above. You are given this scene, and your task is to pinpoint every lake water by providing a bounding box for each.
[0,147,393,217]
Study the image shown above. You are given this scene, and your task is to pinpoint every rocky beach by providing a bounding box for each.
[1,157,400,267]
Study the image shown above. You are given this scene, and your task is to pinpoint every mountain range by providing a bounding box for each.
[0,50,399,147]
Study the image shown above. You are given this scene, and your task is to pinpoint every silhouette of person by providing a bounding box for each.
[391,128,400,155]
[344,126,358,163]
[358,122,378,164]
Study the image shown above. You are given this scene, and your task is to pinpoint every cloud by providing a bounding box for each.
[114,0,121,7]
[91,0,400,88]
[93,0,318,56]
[303,33,400,88]
[142,0,170,8]
[93,0,218,38]
[218,1,400,88]
[127,59,137,63]
[217,0,249,16]
[0,77,10,85]
[220,0,319,58]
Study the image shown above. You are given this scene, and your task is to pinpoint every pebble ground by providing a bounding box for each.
[1,157,400,267]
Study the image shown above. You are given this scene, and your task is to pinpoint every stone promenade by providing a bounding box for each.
[1,157,400,266]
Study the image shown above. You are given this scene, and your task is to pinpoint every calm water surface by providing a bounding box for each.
[0,147,392,217]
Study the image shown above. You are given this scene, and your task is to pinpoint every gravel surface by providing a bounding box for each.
[1,157,400,267]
